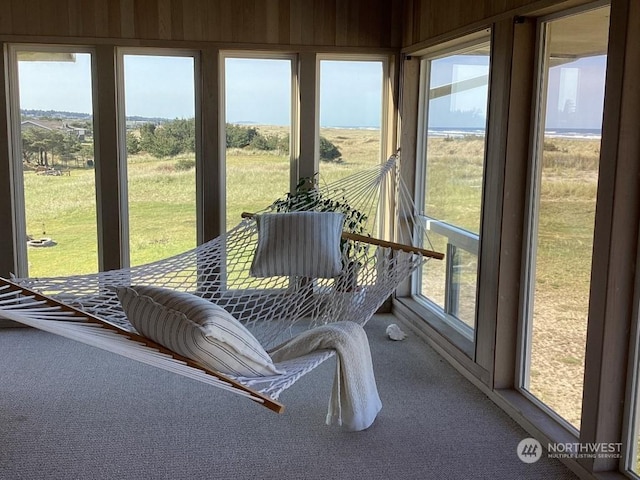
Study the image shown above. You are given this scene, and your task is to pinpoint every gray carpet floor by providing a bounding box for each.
[0,315,578,480]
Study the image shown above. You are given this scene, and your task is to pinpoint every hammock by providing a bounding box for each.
[0,153,442,413]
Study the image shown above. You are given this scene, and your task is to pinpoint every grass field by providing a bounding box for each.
[530,137,599,429]
[24,127,382,277]
[23,126,598,429]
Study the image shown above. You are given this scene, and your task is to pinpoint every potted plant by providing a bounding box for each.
[271,175,368,292]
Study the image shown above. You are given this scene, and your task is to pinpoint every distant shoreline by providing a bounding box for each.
[426,127,601,140]
[19,108,602,140]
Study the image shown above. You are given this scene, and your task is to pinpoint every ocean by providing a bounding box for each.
[427,126,601,140]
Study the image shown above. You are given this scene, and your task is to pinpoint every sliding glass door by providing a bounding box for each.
[520,5,610,431]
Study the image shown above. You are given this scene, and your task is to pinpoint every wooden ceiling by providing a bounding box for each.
[548,5,610,58]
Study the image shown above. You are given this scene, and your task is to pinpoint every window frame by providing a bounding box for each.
[219,50,298,227]
[411,31,493,347]
[516,2,611,435]
[316,53,391,167]
[316,53,392,239]
[624,274,640,475]
[115,47,200,267]
[6,44,98,277]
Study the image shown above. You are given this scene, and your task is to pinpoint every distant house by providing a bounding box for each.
[21,119,86,141]
[20,119,53,131]
[64,124,86,141]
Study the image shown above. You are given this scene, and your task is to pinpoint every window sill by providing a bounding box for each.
[393,296,475,358]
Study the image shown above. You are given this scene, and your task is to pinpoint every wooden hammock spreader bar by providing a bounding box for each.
[340,232,444,260]
[0,277,285,414]
[241,212,444,260]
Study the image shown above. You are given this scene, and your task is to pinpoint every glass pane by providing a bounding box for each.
[424,135,485,234]
[632,336,640,473]
[224,58,291,230]
[16,51,98,277]
[524,6,609,430]
[450,248,478,328]
[122,55,196,267]
[417,36,490,333]
[420,230,447,309]
[318,60,383,184]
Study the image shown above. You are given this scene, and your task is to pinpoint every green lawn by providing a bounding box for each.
[25,167,99,276]
[24,128,382,277]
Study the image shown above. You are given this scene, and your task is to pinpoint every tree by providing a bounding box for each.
[319,136,341,162]
[139,123,157,153]
[128,120,339,161]
[164,118,195,153]
[79,144,94,167]
[126,131,141,154]
[22,128,45,164]
[52,131,81,164]
[134,119,196,158]
[22,128,82,167]
[226,124,258,148]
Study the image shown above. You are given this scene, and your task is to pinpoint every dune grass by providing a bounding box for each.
[126,154,197,266]
[24,127,382,277]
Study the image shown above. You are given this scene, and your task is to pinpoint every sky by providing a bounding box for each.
[17,53,384,128]
[16,52,607,130]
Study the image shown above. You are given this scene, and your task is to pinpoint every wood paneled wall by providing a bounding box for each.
[402,0,557,46]
[0,0,402,49]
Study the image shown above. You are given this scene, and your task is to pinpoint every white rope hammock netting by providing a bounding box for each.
[1,153,440,412]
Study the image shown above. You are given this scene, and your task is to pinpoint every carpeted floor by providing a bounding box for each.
[0,315,578,479]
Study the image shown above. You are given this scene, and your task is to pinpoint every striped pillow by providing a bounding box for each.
[250,211,345,278]
[116,286,282,377]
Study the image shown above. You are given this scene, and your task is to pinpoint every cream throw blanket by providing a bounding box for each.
[269,321,382,431]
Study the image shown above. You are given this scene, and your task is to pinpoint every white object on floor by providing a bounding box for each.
[386,323,407,341]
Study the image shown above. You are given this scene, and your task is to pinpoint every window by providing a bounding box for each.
[629,315,640,475]
[223,55,294,230]
[9,47,99,277]
[120,52,197,267]
[627,299,640,475]
[520,5,610,431]
[414,33,491,340]
[317,58,385,183]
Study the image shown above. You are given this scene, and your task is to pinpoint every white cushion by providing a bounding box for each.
[250,211,345,278]
[116,285,282,377]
